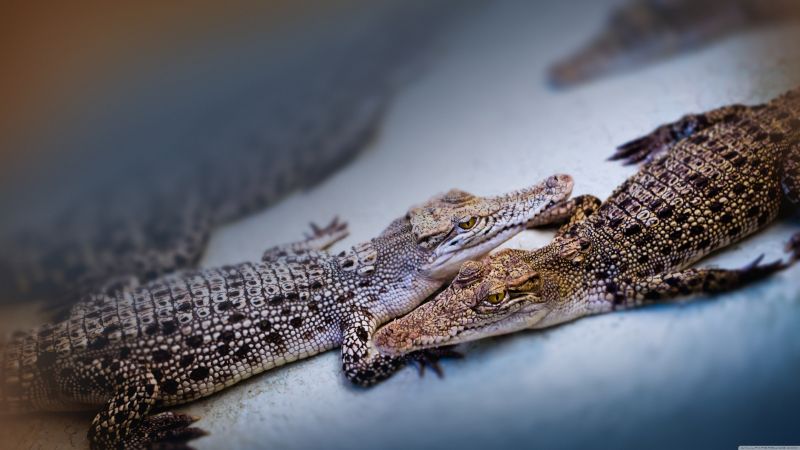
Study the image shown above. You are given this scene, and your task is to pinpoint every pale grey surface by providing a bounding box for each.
[4,0,800,449]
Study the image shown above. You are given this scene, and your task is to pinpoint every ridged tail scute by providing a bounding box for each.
[0,331,33,414]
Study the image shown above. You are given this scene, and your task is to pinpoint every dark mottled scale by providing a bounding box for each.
[2,253,356,412]
[585,112,789,282]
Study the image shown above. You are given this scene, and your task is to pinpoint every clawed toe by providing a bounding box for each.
[610,128,672,166]
[785,234,800,262]
[406,347,464,379]
[302,216,349,251]
[742,254,765,270]
[137,412,207,450]
[739,254,787,282]
[307,216,349,239]
[741,236,800,277]
[610,137,649,163]
[609,135,663,165]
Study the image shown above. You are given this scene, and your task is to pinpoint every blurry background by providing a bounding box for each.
[1,0,800,449]
[1,1,302,179]
[0,0,463,306]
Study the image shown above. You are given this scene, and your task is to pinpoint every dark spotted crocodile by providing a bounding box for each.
[0,175,573,449]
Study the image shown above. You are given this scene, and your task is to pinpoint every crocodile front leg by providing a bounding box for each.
[553,195,602,238]
[611,104,749,165]
[86,362,205,450]
[525,195,601,233]
[262,217,349,263]
[341,310,459,386]
[341,311,404,386]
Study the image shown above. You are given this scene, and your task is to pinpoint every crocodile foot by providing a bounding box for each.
[134,412,207,450]
[610,129,672,165]
[406,346,464,378]
[305,216,349,248]
[738,254,787,283]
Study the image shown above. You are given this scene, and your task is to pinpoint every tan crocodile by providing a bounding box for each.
[374,87,800,355]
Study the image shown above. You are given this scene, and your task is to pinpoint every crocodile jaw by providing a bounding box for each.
[374,296,549,356]
[422,174,573,280]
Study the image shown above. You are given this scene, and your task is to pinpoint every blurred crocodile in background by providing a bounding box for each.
[0,1,471,307]
[549,0,800,88]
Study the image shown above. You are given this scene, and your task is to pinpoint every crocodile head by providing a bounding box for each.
[408,174,573,281]
[375,239,590,355]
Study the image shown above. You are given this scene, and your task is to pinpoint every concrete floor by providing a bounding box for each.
[3,0,800,448]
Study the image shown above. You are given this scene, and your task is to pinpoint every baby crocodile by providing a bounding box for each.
[375,88,800,355]
[0,175,573,449]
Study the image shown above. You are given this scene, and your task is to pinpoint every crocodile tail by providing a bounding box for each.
[0,331,34,414]
[0,338,11,413]
[769,87,800,110]
[548,0,754,88]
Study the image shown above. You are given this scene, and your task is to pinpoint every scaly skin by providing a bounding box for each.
[549,0,800,88]
[0,175,573,449]
[375,88,800,356]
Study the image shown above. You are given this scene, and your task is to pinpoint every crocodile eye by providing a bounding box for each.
[485,291,506,305]
[458,217,477,230]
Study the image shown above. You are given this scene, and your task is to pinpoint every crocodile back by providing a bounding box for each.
[579,103,796,281]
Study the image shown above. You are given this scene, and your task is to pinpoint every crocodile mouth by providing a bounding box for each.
[435,220,524,257]
[431,193,565,261]
[426,223,524,273]
[376,321,487,356]
[375,297,548,356]
[423,175,572,278]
